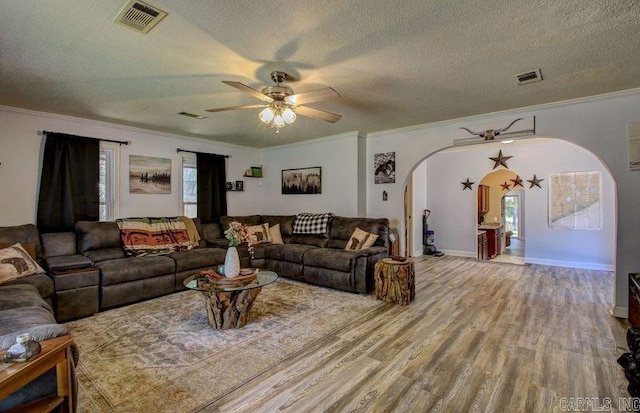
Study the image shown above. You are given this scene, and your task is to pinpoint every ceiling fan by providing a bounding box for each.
[206,71,342,132]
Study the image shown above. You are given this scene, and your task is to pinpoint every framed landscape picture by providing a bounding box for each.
[282,167,322,194]
[129,155,171,194]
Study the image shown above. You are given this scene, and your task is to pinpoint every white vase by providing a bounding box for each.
[224,246,240,278]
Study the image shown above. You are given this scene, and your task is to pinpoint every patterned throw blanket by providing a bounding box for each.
[116,217,200,257]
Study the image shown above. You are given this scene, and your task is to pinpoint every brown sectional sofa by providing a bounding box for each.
[217,214,390,293]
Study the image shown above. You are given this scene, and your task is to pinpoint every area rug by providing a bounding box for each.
[65,279,381,412]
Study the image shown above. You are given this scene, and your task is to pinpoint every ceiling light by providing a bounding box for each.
[258,104,296,133]
[282,108,296,124]
[259,107,275,123]
[501,139,514,144]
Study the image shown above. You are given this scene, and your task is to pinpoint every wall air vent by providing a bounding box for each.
[515,68,543,85]
[178,112,207,120]
[114,0,167,34]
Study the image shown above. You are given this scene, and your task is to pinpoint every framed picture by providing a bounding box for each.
[235,180,244,191]
[129,155,171,194]
[282,167,322,194]
[374,152,395,184]
[548,171,601,230]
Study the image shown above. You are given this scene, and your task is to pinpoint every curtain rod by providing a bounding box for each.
[38,130,129,146]
[176,148,230,158]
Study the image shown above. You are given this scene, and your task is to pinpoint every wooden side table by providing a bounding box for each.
[374,258,416,305]
[0,335,75,412]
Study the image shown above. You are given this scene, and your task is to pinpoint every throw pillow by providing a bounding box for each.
[246,224,271,244]
[361,231,379,249]
[0,242,37,260]
[0,243,46,284]
[345,228,378,251]
[269,224,284,244]
[292,213,333,235]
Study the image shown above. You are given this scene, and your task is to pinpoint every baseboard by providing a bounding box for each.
[612,305,629,319]
[525,257,614,271]
[441,250,477,258]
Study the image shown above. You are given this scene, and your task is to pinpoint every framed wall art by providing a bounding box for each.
[281,167,321,194]
[129,155,171,194]
[374,152,395,184]
[548,171,601,230]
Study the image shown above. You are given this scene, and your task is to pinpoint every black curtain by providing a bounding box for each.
[37,132,100,232]
[196,153,227,223]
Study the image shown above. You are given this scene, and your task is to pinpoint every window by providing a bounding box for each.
[99,144,118,221]
[183,156,197,217]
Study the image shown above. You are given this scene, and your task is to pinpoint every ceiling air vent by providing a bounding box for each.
[515,69,543,85]
[114,0,167,34]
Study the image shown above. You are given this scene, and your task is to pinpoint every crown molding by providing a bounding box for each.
[367,87,640,140]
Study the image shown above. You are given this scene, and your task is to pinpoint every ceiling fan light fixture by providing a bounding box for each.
[282,108,296,124]
[273,113,286,128]
[259,107,275,123]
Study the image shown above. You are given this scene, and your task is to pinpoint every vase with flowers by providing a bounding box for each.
[223,221,253,278]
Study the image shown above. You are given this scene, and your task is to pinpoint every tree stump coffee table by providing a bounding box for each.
[374,258,415,305]
[183,270,278,329]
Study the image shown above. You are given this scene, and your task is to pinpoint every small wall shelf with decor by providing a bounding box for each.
[243,165,263,178]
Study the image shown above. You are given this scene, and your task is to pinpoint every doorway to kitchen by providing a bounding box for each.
[493,190,525,265]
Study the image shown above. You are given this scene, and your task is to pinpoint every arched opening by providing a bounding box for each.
[403,137,616,274]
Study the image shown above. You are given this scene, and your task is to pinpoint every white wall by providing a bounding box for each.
[259,132,361,216]
[424,139,615,269]
[0,106,262,225]
[367,90,640,315]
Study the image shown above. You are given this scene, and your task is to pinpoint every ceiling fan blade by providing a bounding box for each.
[295,105,342,123]
[221,81,274,103]
[285,87,341,105]
[205,104,268,113]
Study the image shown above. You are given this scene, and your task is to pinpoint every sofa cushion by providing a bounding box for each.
[303,248,355,273]
[82,247,125,263]
[76,221,123,259]
[263,243,318,264]
[41,232,77,257]
[0,284,52,313]
[220,215,261,230]
[201,223,223,242]
[293,213,332,235]
[98,256,175,286]
[0,307,68,350]
[0,244,46,284]
[0,224,43,262]
[2,273,55,300]
[169,248,227,272]
[260,215,296,238]
[44,254,93,271]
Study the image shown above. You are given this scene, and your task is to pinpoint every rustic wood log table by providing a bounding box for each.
[374,258,415,305]
[183,270,278,329]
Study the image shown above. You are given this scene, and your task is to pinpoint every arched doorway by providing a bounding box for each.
[404,137,615,273]
[477,169,525,264]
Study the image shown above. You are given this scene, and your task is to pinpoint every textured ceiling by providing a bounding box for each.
[1,0,639,148]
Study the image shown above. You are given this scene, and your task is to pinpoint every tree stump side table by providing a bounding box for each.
[374,258,415,305]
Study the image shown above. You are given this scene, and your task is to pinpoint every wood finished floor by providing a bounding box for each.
[199,256,630,413]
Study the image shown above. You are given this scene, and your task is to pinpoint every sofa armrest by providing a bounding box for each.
[354,246,388,258]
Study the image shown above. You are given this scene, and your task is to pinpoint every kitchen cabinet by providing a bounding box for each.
[478,185,490,214]
[477,231,488,260]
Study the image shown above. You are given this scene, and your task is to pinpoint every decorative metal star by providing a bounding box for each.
[510,175,524,188]
[461,178,475,190]
[500,181,511,191]
[489,150,513,169]
[527,174,544,188]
